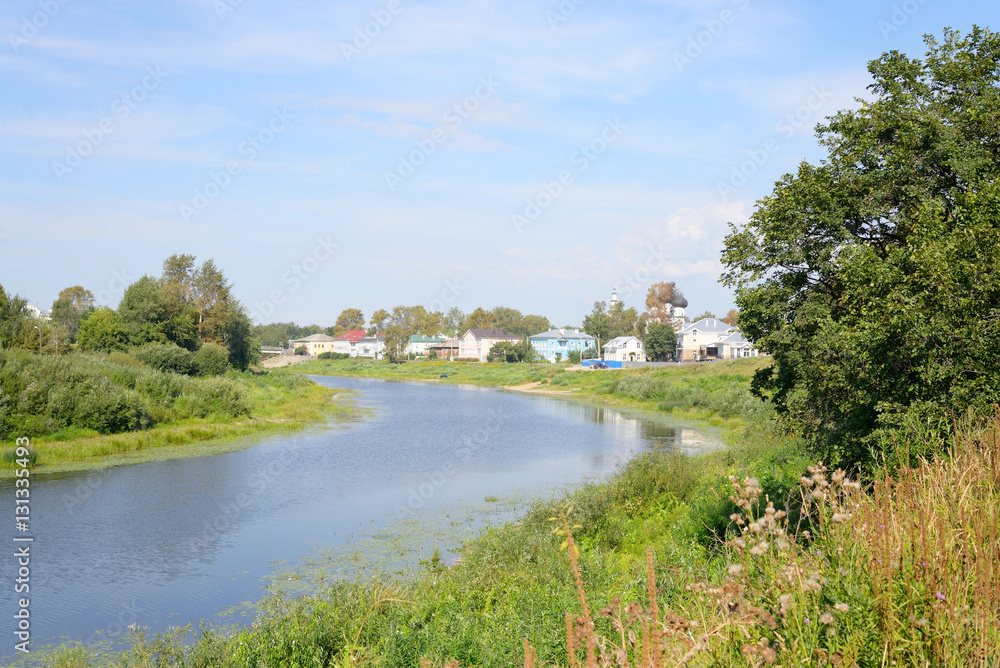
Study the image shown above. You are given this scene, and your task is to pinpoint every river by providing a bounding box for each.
[0,376,723,662]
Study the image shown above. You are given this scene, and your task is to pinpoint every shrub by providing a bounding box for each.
[195,343,230,376]
[133,343,196,376]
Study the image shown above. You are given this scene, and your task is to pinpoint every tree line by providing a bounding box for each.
[0,254,259,372]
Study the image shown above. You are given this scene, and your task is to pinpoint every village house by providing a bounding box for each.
[405,334,445,357]
[332,330,365,356]
[529,328,595,363]
[288,333,336,356]
[603,335,645,362]
[428,338,460,360]
[459,329,521,362]
[675,318,759,361]
[357,334,385,359]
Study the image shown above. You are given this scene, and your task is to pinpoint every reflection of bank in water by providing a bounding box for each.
[524,394,726,457]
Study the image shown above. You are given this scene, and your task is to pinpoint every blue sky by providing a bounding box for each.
[0,0,987,327]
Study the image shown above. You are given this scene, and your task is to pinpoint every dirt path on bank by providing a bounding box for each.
[502,381,583,396]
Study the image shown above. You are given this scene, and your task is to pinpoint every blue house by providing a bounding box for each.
[528,328,596,363]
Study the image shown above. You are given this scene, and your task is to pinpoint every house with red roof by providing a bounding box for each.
[332,329,366,357]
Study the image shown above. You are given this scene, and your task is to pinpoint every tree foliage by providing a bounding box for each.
[644,323,677,362]
[77,307,129,352]
[50,286,94,342]
[0,285,31,350]
[331,308,365,337]
[721,27,1000,468]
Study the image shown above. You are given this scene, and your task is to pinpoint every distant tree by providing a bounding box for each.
[520,314,551,336]
[582,301,611,355]
[0,285,31,350]
[491,306,523,334]
[190,259,232,343]
[331,308,365,337]
[463,307,496,331]
[223,303,261,371]
[77,307,129,352]
[118,276,170,345]
[692,311,716,322]
[608,301,640,339]
[722,309,740,327]
[443,307,466,335]
[644,282,687,325]
[50,286,94,342]
[645,323,677,362]
[487,340,520,363]
[368,309,390,335]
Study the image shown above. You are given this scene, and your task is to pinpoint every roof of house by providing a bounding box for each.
[409,334,445,343]
[334,330,365,342]
[529,328,595,341]
[603,335,642,349]
[678,318,733,335]
[464,329,521,339]
[290,333,337,343]
[714,330,753,346]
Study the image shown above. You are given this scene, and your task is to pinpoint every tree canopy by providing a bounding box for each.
[722,27,1000,468]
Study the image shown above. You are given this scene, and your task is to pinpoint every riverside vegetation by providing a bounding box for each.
[0,346,356,476]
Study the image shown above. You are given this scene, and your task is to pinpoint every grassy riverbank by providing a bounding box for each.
[0,350,361,477]
[293,357,772,438]
[38,359,1000,666]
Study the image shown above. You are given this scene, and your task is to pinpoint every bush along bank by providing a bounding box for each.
[0,348,356,475]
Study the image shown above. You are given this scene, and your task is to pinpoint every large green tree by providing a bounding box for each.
[77,307,129,352]
[330,308,365,337]
[721,27,1000,468]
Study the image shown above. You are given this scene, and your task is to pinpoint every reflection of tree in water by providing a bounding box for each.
[531,397,721,453]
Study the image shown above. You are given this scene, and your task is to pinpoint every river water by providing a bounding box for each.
[0,376,722,662]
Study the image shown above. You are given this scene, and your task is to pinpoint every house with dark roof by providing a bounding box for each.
[529,328,595,363]
[459,329,521,362]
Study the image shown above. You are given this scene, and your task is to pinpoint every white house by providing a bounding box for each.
[603,335,645,362]
[332,330,365,356]
[405,334,445,356]
[357,335,385,359]
[711,330,759,359]
[459,329,521,362]
[676,318,759,360]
